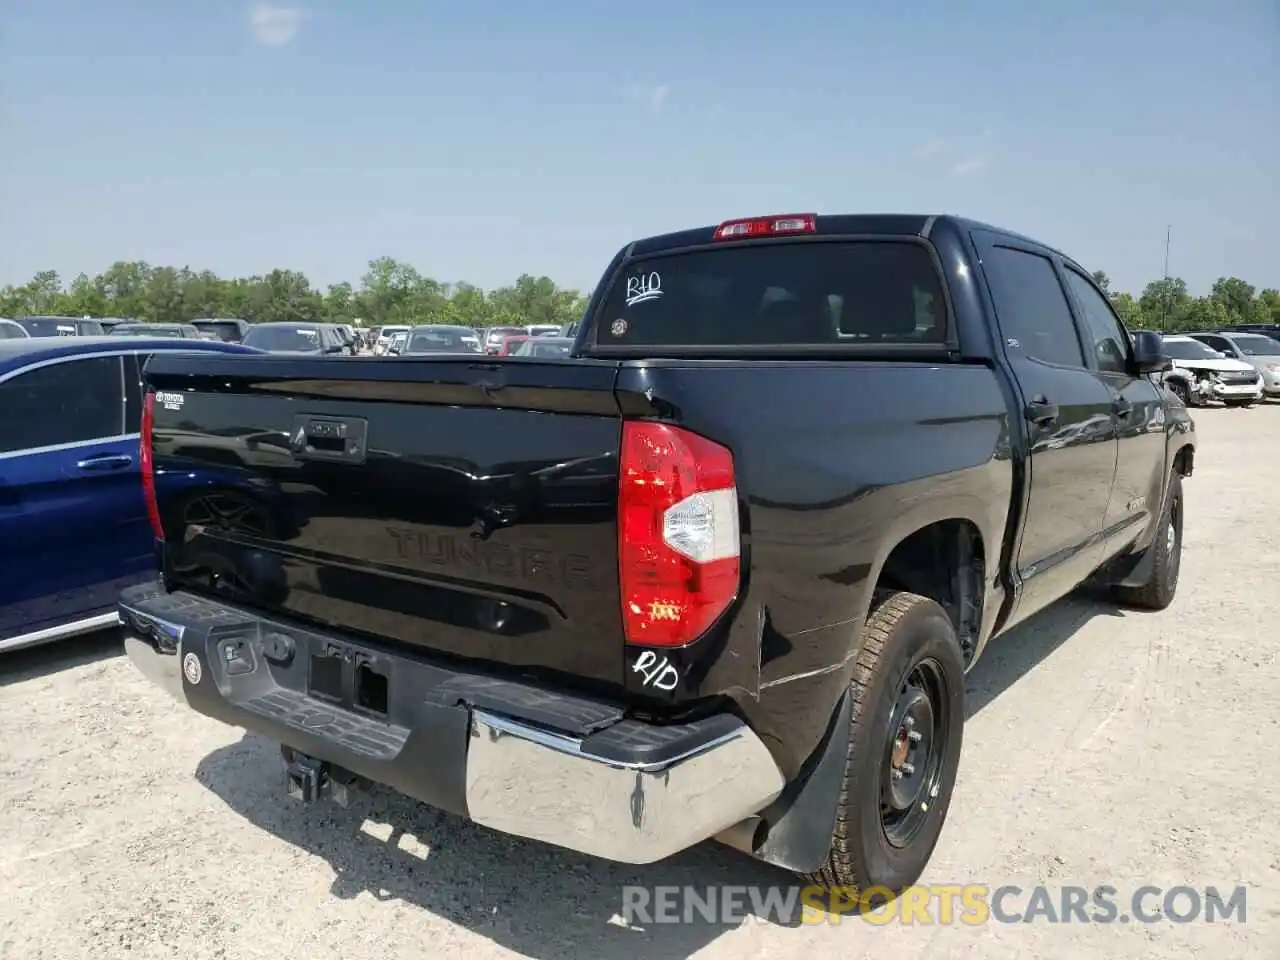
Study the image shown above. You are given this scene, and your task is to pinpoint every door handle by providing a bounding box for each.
[1112,398,1134,418]
[1024,397,1059,426]
[76,454,133,471]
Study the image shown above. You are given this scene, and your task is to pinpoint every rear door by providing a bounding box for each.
[0,354,135,642]
[973,232,1118,623]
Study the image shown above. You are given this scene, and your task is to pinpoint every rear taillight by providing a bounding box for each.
[618,422,740,647]
[140,392,164,541]
[713,213,817,241]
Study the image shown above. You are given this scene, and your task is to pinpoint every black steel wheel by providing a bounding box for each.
[1113,471,1183,610]
[806,591,966,896]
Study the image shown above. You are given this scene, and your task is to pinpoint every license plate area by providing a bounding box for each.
[307,641,390,718]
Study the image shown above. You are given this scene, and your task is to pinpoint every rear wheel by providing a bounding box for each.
[805,591,965,897]
[1112,472,1183,610]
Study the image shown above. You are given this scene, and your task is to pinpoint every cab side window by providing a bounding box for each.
[1062,269,1130,374]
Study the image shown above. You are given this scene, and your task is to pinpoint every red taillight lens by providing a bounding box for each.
[140,391,164,541]
[618,422,740,647]
[713,213,816,241]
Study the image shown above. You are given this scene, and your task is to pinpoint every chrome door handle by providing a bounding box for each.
[76,454,133,471]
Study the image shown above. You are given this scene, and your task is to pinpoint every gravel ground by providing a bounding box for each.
[2,405,1277,960]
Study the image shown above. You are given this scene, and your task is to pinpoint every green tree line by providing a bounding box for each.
[1,258,1275,333]
[0,257,589,330]
[1090,271,1279,333]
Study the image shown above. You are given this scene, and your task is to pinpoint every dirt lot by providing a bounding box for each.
[2,406,1277,960]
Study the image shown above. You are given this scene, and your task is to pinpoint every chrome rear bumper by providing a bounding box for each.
[121,593,785,865]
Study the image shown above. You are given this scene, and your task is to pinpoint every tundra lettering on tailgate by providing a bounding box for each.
[385,526,599,591]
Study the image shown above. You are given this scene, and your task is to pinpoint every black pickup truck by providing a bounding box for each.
[120,213,1195,895]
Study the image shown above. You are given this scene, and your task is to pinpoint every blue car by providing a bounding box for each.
[0,336,263,652]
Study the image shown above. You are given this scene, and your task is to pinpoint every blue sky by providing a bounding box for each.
[2,0,1276,297]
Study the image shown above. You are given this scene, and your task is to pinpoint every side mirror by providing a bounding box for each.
[1130,331,1171,375]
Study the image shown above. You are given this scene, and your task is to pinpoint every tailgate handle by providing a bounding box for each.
[289,415,368,463]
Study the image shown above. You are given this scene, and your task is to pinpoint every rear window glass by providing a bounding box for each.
[19,318,80,337]
[516,339,573,358]
[595,241,946,347]
[109,325,182,337]
[194,321,242,342]
[406,329,480,353]
[243,326,322,351]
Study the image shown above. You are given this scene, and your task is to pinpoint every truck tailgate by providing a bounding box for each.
[145,354,626,688]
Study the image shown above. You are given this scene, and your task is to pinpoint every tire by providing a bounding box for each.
[1112,472,1183,610]
[805,591,966,897]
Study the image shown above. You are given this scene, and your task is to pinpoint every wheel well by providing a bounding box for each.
[875,520,984,664]
[1174,445,1194,477]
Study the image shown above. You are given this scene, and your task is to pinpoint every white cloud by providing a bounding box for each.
[249,5,307,46]
[950,157,986,176]
[916,137,947,159]
[624,83,672,114]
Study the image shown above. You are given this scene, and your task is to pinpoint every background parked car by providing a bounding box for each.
[512,336,574,358]
[191,318,251,343]
[1224,323,1280,344]
[18,316,106,337]
[495,333,529,356]
[107,322,202,339]
[1187,331,1280,400]
[483,326,526,354]
[385,330,410,354]
[375,325,411,355]
[399,325,484,355]
[241,322,348,354]
[1158,333,1263,407]
[0,335,262,652]
[0,318,30,339]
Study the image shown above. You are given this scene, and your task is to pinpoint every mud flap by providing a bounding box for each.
[750,688,854,874]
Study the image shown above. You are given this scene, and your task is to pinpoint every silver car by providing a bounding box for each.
[1188,332,1280,400]
[0,318,30,339]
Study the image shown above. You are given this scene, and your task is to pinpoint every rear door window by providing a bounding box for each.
[981,247,1085,368]
[595,241,947,347]
[0,356,125,453]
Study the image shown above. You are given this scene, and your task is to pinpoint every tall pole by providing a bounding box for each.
[1160,225,1171,331]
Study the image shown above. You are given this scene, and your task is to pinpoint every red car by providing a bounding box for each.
[497,335,529,356]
